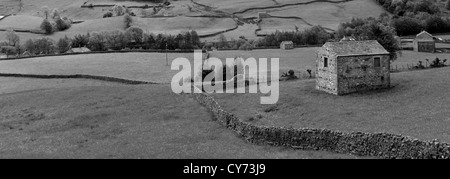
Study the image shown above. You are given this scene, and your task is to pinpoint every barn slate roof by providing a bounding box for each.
[321,40,389,57]
[67,47,91,53]
[415,31,435,42]
[281,41,294,45]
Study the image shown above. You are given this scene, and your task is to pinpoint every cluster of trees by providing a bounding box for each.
[375,0,441,16]
[255,25,331,47]
[2,27,203,57]
[336,17,401,60]
[206,35,256,50]
[104,5,136,18]
[391,13,450,36]
[40,7,72,34]
[0,30,23,56]
[375,0,450,36]
[206,26,331,51]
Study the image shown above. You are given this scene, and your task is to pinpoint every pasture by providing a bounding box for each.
[0,49,446,83]
[212,67,450,143]
[0,0,389,42]
[0,78,362,159]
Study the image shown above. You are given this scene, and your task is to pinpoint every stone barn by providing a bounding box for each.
[280,41,294,50]
[258,12,270,19]
[413,31,435,53]
[316,40,391,95]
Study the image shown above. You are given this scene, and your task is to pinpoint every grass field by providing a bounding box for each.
[0,0,388,41]
[258,17,312,35]
[133,16,237,36]
[0,78,363,158]
[212,67,450,143]
[0,15,43,30]
[263,0,386,30]
[0,49,446,83]
[0,52,195,83]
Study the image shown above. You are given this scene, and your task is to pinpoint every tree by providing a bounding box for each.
[40,19,53,34]
[336,18,401,60]
[182,31,192,49]
[18,0,23,13]
[113,5,126,16]
[34,38,55,54]
[105,30,127,50]
[155,33,168,49]
[125,26,144,47]
[89,32,107,51]
[50,8,60,19]
[447,0,450,11]
[391,16,423,36]
[72,34,89,48]
[5,29,20,47]
[190,30,201,48]
[24,39,36,55]
[56,36,71,53]
[41,6,50,19]
[218,34,228,49]
[174,33,185,49]
[55,18,71,31]
[124,14,133,29]
[143,33,155,49]
[0,46,17,56]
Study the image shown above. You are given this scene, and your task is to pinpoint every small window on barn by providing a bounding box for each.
[374,57,381,67]
[324,57,328,67]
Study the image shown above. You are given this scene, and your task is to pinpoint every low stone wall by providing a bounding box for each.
[191,87,450,159]
[0,49,206,61]
[0,73,160,85]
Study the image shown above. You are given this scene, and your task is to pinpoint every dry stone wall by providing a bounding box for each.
[191,87,450,159]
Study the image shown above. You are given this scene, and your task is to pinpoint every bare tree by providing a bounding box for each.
[18,0,24,13]
[5,29,20,47]
[41,6,50,19]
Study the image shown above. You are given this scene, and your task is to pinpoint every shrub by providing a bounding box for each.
[428,58,447,68]
[103,12,113,18]
[281,70,298,79]
[414,61,425,69]
[0,46,17,56]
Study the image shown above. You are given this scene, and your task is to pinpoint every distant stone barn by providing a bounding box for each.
[316,40,391,95]
[258,12,270,19]
[413,31,435,53]
[280,41,294,50]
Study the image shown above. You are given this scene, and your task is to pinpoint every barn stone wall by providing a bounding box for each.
[337,55,390,95]
[316,49,338,94]
[413,41,435,53]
